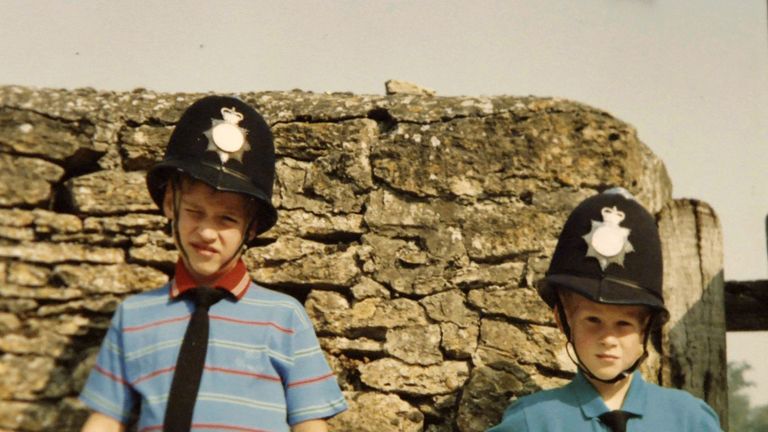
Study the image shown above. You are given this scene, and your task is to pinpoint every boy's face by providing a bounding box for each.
[163,178,255,286]
[558,293,648,382]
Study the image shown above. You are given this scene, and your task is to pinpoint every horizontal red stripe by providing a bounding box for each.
[124,315,190,332]
[209,315,294,334]
[204,366,281,382]
[132,365,175,385]
[94,364,128,385]
[287,372,335,388]
[131,365,281,386]
[141,424,269,432]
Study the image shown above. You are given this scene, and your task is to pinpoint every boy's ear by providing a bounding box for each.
[162,183,175,220]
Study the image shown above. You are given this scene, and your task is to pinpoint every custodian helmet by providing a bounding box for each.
[539,187,669,324]
[146,95,278,239]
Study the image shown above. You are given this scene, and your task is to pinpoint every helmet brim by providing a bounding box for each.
[539,273,670,324]
[146,158,278,239]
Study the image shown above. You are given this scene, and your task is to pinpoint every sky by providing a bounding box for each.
[1,0,767,405]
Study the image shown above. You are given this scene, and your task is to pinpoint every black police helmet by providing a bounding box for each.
[539,188,669,324]
[146,95,278,239]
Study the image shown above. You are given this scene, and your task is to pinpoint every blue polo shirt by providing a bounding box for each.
[80,263,346,432]
[487,371,722,431]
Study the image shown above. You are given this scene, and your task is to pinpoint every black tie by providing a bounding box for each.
[164,287,228,432]
[598,410,634,432]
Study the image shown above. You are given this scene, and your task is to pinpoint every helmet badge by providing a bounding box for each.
[582,206,634,270]
[204,107,251,163]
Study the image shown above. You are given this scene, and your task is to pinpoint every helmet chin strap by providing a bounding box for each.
[557,299,654,385]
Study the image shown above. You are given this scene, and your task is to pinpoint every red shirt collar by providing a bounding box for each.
[170,258,251,301]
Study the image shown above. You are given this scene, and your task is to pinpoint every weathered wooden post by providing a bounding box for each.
[658,199,728,428]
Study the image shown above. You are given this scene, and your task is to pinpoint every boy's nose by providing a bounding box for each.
[196,224,217,241]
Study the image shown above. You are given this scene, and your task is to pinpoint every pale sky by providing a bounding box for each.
[1,0,766,405]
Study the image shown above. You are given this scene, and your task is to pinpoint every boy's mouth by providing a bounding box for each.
[190,243,218,256]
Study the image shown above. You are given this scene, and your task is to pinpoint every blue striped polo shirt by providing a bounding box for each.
[80,277,347,431]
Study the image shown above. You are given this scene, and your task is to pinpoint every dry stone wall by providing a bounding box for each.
[0,86,672,431]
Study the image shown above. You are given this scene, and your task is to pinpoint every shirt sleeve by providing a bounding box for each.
[282,308,347,425]
[79,304,136,423]
[486,399,528,432]
[693,398,724,431]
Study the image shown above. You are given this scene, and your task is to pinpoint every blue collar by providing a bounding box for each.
[572,371,648,419]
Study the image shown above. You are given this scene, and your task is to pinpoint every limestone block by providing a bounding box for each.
[0,400,59,431]
[0,313,21,333]
[83,213,166,234]
[246,236,360,288]
[0,108,95,161]
[319,337,384,356]
[385,325,442,366]
[385,79,436,96]
[475,319,571,373]
[468,287,552,324]
[440,322,479,360]
[462,203,560,261]
[420,290,479,327]
[64,170,155,214]
[350,277,391,300]
[0,354,69,400]
[450,261,526,289]
[0,331,70,358]
[364,189,449,230]
[0,242,124,264]
[306,291,427,336]
[32,209,83,234]
[0,209,37,227]
[0,285,83,301]
[129,244,177,269]
[0,154,64,207]
[363,234,448,296]
[36,296,120,317]
[359,358,469,396]
[119,124,173,170]
[50,232,132,247]
[328,391,423,432]
[53,263,169,294]
[0,226,34,241]
[0,298,38,313]
[268,209,364,240]
[456,366,525,432]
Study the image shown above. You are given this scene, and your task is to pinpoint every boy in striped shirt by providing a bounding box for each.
[80,95,347,432]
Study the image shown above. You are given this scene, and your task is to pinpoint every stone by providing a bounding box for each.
[36,296,120,317]
[450,261,526,289]
[269,209,364,240]
[0,242,124,264]
[0,354,62,400]
[64,170,155,214]
[363,234,449,296]
[0,285,83,301]
[0,400,59,431]
[0,313,21,333]
[245,236,360,288]
[119,124,173,170]
[306,291,429,337]
[0,331,71,358]
[129,244,177,269]
[7,262,50,286]
[31,210,83,234]
[0,226,34,241]
[0,153,64,207]
[456,366,526,432]
[440,322,479,360]
[83,213,166,234]
[468,287,553,324]
[420,290,479,327]
[53,263,169,294]
[385,325,442,365]
[475,319,571,373]
[385,79,436,96]
[350,277,391,300]
[328,391,423,432]
[0,109,94,161]
[359,358,469,396]
[319,337,384,356]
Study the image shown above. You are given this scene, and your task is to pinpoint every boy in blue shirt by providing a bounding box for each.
[488,188,722,432]
[79,95,346,432]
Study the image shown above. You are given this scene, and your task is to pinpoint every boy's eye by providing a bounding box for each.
[586,316,601,324]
